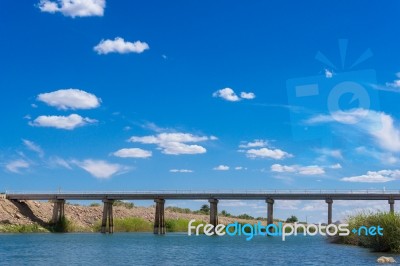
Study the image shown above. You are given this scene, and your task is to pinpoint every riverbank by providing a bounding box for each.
[0,199,266,233]
[339,212,400,253]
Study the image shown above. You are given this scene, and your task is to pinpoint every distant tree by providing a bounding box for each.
[237,214,254,220]
[220,210,231,217]
[286,215,298,223]
[200,204,210,214]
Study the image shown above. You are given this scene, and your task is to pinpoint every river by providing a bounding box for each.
[0,233,397,265]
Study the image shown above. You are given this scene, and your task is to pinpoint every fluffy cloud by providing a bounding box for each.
[38,0,105,18]
[373,72,400,92]
[22,139,44,157]
[355,146,398,165]
[315,148,343,160]
[37,89,101,110]
[307,109,400,153]
[213,165,229,171]
[240,92,256,99]
[73,159,127,179]
[239,139,267,148]
[325,69,333,78]
[212,88,256,102]
[6,160,30,173]
[341,170,400,183]
[169,169,193,173]
[213,88,240,102]
[94,37,149,54]
[30,114,97,130]
[329,163,342,169]
[246,148,292,160]
[129,133,214,155]
[271,164,325,175]
[113,148,152,158]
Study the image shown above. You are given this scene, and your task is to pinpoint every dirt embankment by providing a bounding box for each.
[0,199,263,231]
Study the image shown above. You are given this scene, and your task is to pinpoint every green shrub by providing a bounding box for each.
[93,217,152,232]
[113,200,134,209]
[49,217,75,232]
[237,214,254,220]
[166,206,192,214]
[341,211,400,253]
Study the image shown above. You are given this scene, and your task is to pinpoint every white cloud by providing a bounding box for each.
[113,148,152,158]
[329,163,342,169]
[22,139,44,157]
[38,0,105,18]
[94,37,149,54]
[298,165,325,175]
[212,88,256,102]
[73,159,127,179]
[355,146,398,165]
[213,165,229,171]
[30,114,97,130]
[129,132,214,155]
[307,109,400,153]
[271,164,325,175]
[239,139,267,148]
[374,72,400,92]
[169,169,193,173]
[240,92,256,99]
[234,166,246,170]
[271,164,296,173]
[37,89,101,110]
[276,200,301,210]
[219,200,259,208]
[302,201,327,211]
[6,160,30,173]
[246,148,292,160]
[213,88,240,102]
[48,156,71,169]
[315,148,343,160]
[341,170,400,183]
[325,69,333,78]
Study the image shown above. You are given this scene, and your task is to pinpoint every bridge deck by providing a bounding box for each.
[5,190,400,201]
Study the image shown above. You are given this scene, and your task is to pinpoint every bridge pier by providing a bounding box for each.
[326,199,333,224]
[51,199,65,224]
[266,198,274,225]
[154,199,166,234]
[101,199,114,234]
[389,199,395,214]
[209,199,219,230]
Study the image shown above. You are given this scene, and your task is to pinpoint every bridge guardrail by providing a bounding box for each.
[4,189,400,195]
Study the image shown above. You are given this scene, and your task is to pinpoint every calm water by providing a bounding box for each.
[0,233,397,265]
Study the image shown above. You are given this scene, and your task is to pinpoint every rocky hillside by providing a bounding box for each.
[0,198,264,232]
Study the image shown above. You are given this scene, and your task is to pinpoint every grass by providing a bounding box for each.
[0,224,48,233]
[49,217,78,233]
[166,218,204,232]
[92,217,153,232]
[340,211,400,253]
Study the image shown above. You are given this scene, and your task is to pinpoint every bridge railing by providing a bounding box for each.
[4,189,400,195]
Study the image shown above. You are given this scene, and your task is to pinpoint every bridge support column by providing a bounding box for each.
[209,199,219,230]
[51,199,65,224]
[389,199,395,214]
[266,198,274,225]
[326,199,333,225]
[101,199,114,234]
[154,199,166,234]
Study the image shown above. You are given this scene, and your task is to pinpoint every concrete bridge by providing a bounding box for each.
[4,190,400,234]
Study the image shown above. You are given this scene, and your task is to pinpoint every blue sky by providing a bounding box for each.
[1,0,400,221]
